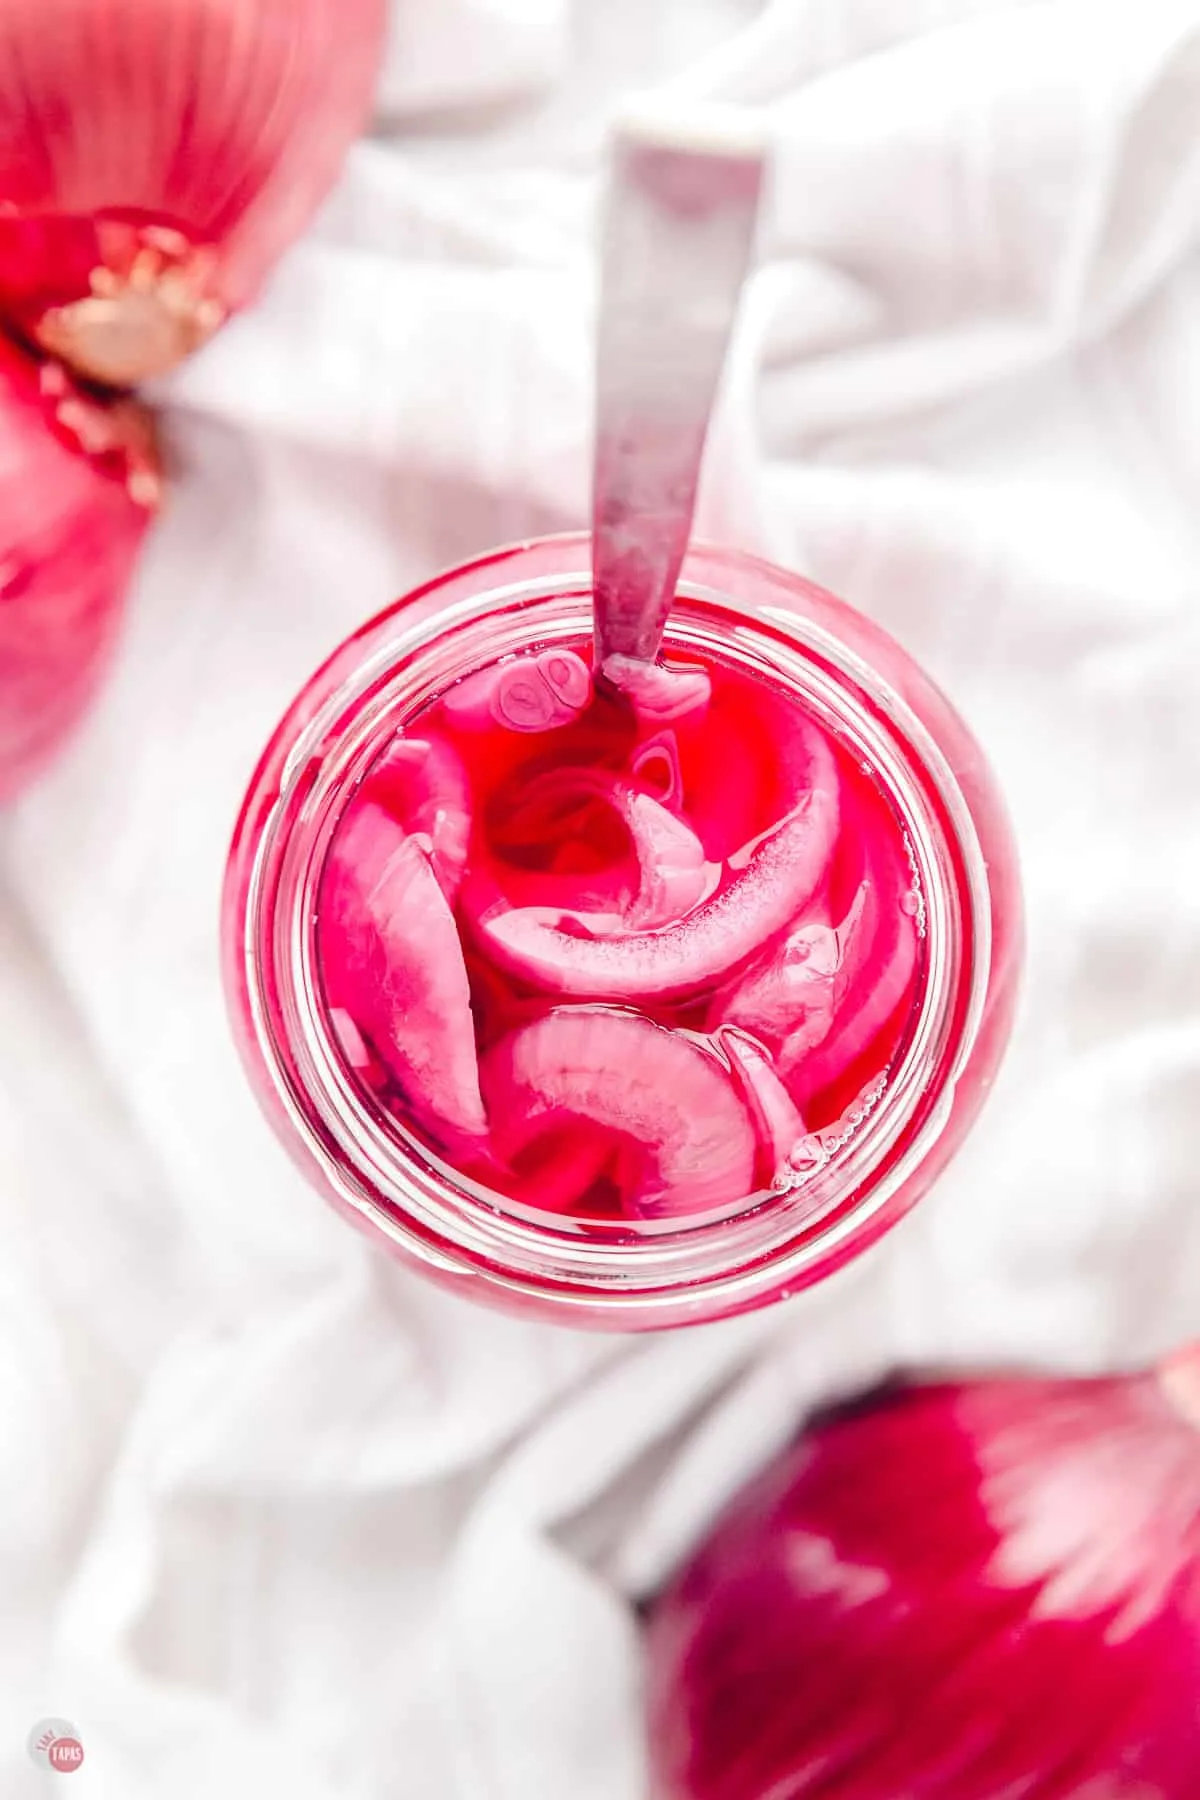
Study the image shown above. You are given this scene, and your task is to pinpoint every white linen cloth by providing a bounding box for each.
[2,0,1199,1793]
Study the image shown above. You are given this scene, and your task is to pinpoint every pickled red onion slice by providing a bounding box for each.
[711,886,869,1067]
[630,731,683,808]
[790,909,918,1104]
[494,663,570,731]
[492,765,712,934]
[481,1009,757,1219]
[602,653,712,721]
[319,801,486,1141]
[718,1028,806,1186]
[464,761,839,1002]
[537,649,592,712]
[442,650,592,732]
[368,732,471,897]
[623,795,714,929]
[441,666,510,730]
[788,826,919,1106]
[711,912,840,1049]
[680,679,837,867]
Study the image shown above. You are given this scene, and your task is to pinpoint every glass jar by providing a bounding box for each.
[223,534,1021,1330]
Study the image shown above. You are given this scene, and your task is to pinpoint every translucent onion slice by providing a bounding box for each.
[491,764,712,934]
[441,650,592,732]
[480,1008,757,1219]
[711,885,869,1069]
[463,737,839,1002]
[788,829,919,1106]
[368,731,472,898]
[602,654,712,722]
[318,801,486,1142]
[630,730,684,808]
[718,1026,807,1187]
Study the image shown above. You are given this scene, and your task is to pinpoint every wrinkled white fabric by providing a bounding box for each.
[2,0,1200,1794]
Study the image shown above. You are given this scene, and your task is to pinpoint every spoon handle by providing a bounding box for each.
[592,102,767,669]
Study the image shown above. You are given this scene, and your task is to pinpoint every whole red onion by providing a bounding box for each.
[0,335,156,798]
[646,1349,1200,1798]
[0,0,387,386]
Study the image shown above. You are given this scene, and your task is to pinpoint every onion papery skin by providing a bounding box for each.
[0,334,157,799]
[0,0,387,385]
[646,1359,1200,1800]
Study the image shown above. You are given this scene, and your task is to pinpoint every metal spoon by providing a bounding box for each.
[591,101,767,678]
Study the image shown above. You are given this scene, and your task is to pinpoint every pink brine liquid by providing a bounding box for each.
[315,638,923,1226]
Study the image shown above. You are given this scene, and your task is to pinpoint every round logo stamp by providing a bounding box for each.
[27,1719,85,1775]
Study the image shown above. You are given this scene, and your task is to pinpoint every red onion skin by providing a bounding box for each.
[0,0,387,384]
[0,335,155,799]
[646,1364,1200,1800]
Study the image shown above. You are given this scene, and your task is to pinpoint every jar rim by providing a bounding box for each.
[238,543,992,1323]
